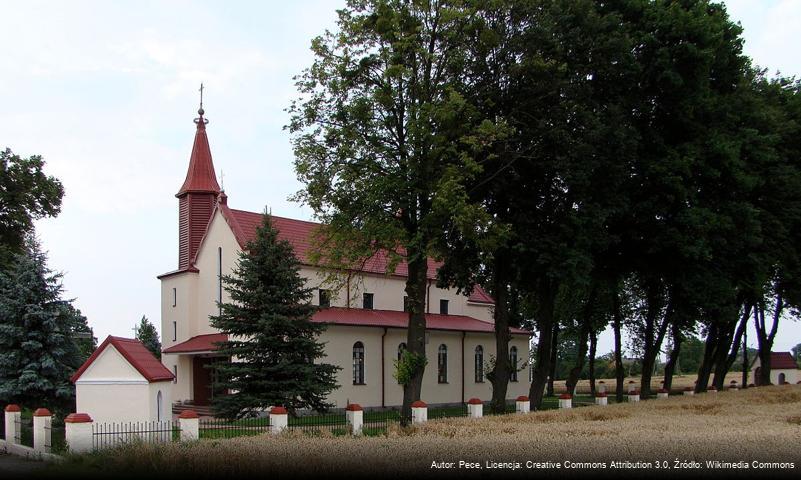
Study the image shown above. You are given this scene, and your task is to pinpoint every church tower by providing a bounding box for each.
[176,101,220,269]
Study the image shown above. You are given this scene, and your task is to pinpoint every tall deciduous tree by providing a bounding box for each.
[0,148,63,266]
[209,212,340,419]
[288,0,498,422]
[0,236,83,411]
[135,315,161,360]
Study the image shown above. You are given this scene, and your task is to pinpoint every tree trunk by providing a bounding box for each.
[741,327,748,387]
[755,295,783,386]
[565,283,598,395]
[640,291,671,398]
[612,287,625,403]
[546,322,559,396]
[588,330,597,395]
[713,305,750,389]
[529,279,557,411]
[696,322,718,392]
[400,252,429,426]
[489,253,511,414]
[662,322,682,392]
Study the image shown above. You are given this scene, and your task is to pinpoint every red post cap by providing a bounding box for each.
[411,400,427,408]
[345,403,363,412]
[684,386,693,391]
[629,390,640,395]
[730,380,737,384]
[595,392,607,398]
[4,404,21,412]
[628,381,635,384]
[33,408,52,417]
[708,386,717,391]
[558,393,572,400]
[64,413,93,423]
[270,406,288,415]
[178,410,199,419]
[658,388,668,393]
[516,395,529,402]
[467,398,483,405]
[598,381,605,384]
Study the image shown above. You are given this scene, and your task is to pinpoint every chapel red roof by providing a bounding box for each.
[218,205,495,303]
[770,352,799,369]
[162,333,228,354]
[71,336,175,383]
[176,112,220,196]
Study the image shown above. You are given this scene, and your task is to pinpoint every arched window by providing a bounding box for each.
[353,342,365,385]
[509,346,518,382]
[438,344,448,383]
[156,390,163,422]
[778,372,786,385]
[475,346,484,383]
[397,343,407,384]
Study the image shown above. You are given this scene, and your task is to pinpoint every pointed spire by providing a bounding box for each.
[176,93,220,197]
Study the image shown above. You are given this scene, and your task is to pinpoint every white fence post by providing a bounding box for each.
[179,410,199,441]
[515,396,530,414]
[729,381,739,391]
[270,406,288,434]
[708,386,717,394]
[33,408,52,453]
[597,381,606,394]
[595,392,608,406]
[627,381,636,394]
[411,401,427,424]
[65,413,94,453]
[558,394,572,409]
[627,390,640,403]
[346,404,363,436]
[683,387,695,396]
[467,398,483,418]
[657,388,669,399]
[4,404,21,444]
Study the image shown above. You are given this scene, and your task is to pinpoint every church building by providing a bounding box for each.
[158,106,532,411]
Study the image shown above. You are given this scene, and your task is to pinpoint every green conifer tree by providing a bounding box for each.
[0,236,83,410]
[210,211,340,419]
[135,315,161,360]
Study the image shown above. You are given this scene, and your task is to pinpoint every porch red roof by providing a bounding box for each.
[770,352,799,369]
[163,333,228,354]
[71,336,175,383]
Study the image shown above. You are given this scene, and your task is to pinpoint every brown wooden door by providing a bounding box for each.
[193,357,213,405]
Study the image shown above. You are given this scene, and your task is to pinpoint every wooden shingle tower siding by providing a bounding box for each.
[176,107,220,270]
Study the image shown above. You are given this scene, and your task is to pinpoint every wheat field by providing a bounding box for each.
[557,372,745,394]
[57,385,801,478]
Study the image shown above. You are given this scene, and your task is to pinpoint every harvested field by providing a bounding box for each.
[52,385,801,479]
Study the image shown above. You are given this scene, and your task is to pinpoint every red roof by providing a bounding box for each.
[163,333,228,354]
[71,336,175,383]
[217,205,495,304]
[162,311,528,355]
[770,352,799,369]
[312,307,529,334]
[176,113,220,196]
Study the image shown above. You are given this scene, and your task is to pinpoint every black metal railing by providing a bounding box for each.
[92,421,180,450]
[199,416,270,439]
[288,409,347,435]
[428,404,469,420]
[43,417,67,454]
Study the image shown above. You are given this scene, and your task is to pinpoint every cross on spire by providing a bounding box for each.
[199,83,204,111]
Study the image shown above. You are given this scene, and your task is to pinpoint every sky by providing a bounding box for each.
[1,0,800,358]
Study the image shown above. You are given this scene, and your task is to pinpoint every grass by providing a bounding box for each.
[48,385,801,478]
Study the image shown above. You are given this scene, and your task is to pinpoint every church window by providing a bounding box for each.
[173,365,178,384]
[510,346,519,382]
[172,288,177,307]
[363,292,374,310]
[475,346,484,383]
[217,247,223,315]
[172,321,177,342]
[439,299,449,315]
[353,342,365,385]
[438,344,448,383]
[319,289,331,307]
